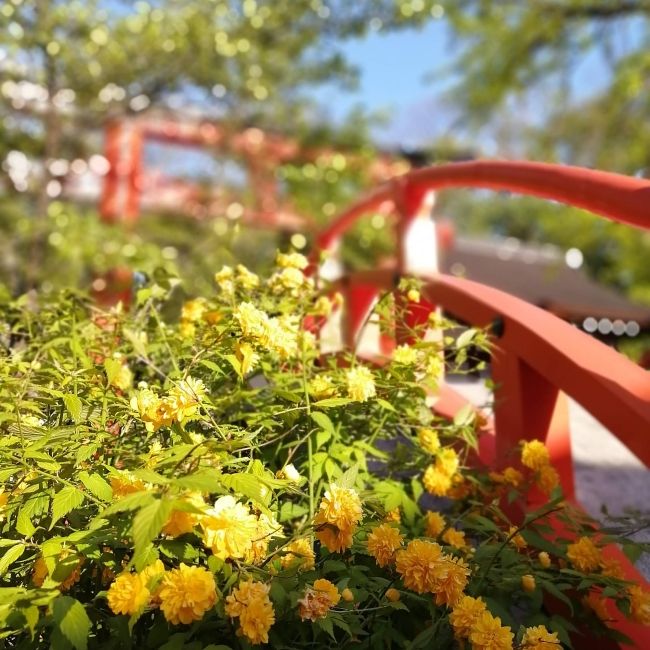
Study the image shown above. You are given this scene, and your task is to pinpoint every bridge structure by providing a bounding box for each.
[311,160,650,649]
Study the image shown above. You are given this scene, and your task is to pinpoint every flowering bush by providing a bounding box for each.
[0,252,648,649]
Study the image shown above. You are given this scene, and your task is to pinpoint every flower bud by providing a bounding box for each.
[341,588,354,602]
[385,588,401,602]
[538,551,551,568]
[521,574,536,593]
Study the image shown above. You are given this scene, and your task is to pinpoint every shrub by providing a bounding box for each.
[0,252,647,649]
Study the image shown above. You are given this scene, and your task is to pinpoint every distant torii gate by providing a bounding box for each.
[99,113,409,232]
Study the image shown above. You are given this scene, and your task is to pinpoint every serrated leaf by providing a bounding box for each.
[132,499,174,564]
[376,398,396,412]
[63,395,83,423]
[310,412,335,437]
[51,487,85,528]
[0,544,25,576]
[78,472,112,501]
[220,473,270,507]
[52,596,90,650]
[100,490,155,518]
[173,471,222,493]
[313,397,352,408]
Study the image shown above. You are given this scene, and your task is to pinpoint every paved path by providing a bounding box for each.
[447,377,650,577]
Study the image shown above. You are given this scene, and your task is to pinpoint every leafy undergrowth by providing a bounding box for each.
[0,252,647,649]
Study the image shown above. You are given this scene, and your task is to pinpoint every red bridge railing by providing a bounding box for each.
[312,160,650,648]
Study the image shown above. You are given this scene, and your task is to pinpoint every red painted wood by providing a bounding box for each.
[99,121,121,223]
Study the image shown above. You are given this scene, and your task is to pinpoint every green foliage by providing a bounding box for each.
[0,253,645,648]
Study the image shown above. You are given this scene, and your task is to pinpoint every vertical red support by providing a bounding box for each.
[491,348,574,498]
[100,121,122,223]
[124,125,144,225]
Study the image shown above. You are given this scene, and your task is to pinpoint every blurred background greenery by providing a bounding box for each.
[1,0,649,346]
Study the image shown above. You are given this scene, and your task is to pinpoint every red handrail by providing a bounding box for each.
[316,160,650,252]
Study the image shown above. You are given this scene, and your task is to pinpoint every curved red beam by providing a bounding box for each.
[315,160,650,253]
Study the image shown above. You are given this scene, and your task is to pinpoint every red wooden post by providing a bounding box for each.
[100,121,122,223]
[491,347,574,498]
[124,125,143,225]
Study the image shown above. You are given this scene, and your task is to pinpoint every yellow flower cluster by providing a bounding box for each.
[308,375,336,400]
[298,578,340,621]
[313,484,363,553]
[276,252,308,270]
[130,377,205,431]
[110,472,147,499]
[521,625,561,649]
[417,427,440,455]
[180,298,207,337]
[200,495,260,561]
[520,439,560,495]
[214,264,260,296]
[449,595,487,639]
[567,536,602,573]
[225,580,275,645]
[629,585,650,625]
[281,537,316,571]
[393,344,418,365]
[395,539,470,606]
[422,447,460,497]
[159,564,217,625]
[346,365,376,402]
[366,524,404,567]
[162,493,206,538]
[469,610,514,650]
[234,302,299,358]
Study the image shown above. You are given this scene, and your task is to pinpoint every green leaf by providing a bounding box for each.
[376,398,396,412]
[51,487,86,528]
[174,470,223,494]
[100,490,155,517]
[63,395,83,423]
[313,397,352,408]
[52,596,90,650]
[0,544,25,576]
[78,472,112,502]
[220,473,270,507]
[540,580,573,615]
[311,411,335,436]
[132,499,174,566]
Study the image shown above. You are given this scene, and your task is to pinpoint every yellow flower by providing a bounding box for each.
[281,537,316,571]
[417,428,440,455]
[423,464,452,496]
[629,585,650,625]
[235,302,270,340]
[181,298,207,323]
[385,588,401,602]
[108,362,132,391]
[313,295,333,316]
[442,528,468,550]
[384,507,401,523]
[599,555,624,579]
[521,574,536,593]
[366,524,404,567]
[107,573,150,616]
[567,536,601,573]
[407,288,421,303]
[450,595,487,639]
[436,447,460,476]
[521,440,550,471]
[395,539,445,594]
[110,472,147,499]
[393,344,418,365]
[269,267,310,295]
[508,527,527,550]
[298,579,340,621]
[225,580,275,645]
[308,375,336,400]
[521,625,561,649]
[425,511,446,538]
[468,611,514,650]
[536,464,560,495]
[130,388,173,432]
[276,463,301,482]
[538,552,551,568]
[159,564,217,625]
[313,484,363,553]
[432,556,470,606]
[236,264,260,290]
[246,513,281,565]
[346,366,376,402]
[167,377,205,422]
[163,493,206,538]
[215,265,234,295]
[276,251,308,269]
[201,496,258,560]
[501,467,524,488]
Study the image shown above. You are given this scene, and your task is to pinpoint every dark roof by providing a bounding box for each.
[442,237,650,326]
